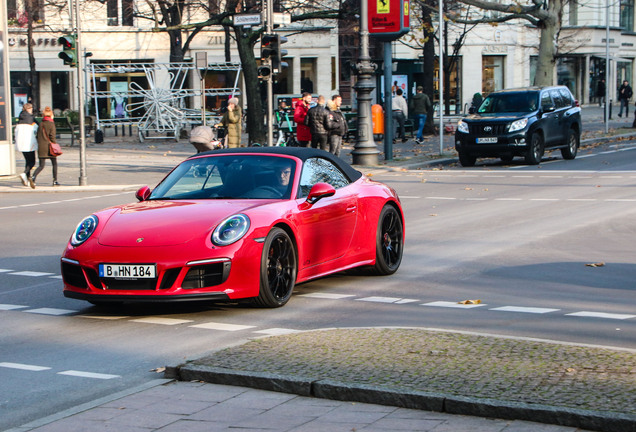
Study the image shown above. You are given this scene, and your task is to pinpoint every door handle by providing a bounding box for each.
[346,205,357,213]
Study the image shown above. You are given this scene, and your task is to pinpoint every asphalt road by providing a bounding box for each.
[1,143,635,430]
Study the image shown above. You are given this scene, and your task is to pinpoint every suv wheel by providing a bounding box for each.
[459,152,476,167]
[525,132,544,165]
[560,129,579,160]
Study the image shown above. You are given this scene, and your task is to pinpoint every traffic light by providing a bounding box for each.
[58,34,77,67]
[258,64,272,80]
[260,34,277,60]
[272,35,288,74]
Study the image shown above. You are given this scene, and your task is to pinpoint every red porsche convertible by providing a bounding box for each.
[61,147,404,307]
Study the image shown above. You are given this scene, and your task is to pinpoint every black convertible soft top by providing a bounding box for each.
[192,147,363,182]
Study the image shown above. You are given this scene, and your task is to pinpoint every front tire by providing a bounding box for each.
[374,205,404,275]
[561,129,579,160]
[458,152,476,167]
[254,227,297,308]
[525,132,544,165]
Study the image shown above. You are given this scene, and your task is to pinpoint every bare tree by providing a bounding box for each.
[448,0,565,86]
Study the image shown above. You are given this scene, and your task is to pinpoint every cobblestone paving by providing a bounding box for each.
[193,328,636,415]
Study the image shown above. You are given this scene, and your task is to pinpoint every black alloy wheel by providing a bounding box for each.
[561,129,579,160]
[525,132,544,165]
[255,227,297,307]
[374,205,404,275]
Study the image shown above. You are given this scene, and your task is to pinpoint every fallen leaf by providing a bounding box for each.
[458,299,481,305]
[585,262,605,267]
[429,214,438,217]
[150,367,166,373]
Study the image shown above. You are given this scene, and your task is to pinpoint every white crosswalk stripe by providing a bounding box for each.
[24,308,77,316]
[190,322,256,331]
[57,370,121,380]
[566,311,636,320]
[132,317,194,325]
[0,362,51,371]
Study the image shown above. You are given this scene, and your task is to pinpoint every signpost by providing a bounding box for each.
[368,0,410,161]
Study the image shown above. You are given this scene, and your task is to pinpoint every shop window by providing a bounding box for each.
[7,0,17,19]
[301,58,317,94]
[482,56,504,95]
[621,0,634,32]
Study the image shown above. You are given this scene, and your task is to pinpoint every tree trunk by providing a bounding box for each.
[533,0,563,86]
[234,29,265,145]
[26,0,39,110]
[422,8,436,134]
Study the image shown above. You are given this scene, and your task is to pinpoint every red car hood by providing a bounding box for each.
[97,200,259,247]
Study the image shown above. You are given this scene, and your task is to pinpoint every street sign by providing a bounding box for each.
[369,0,409,41]
[233,14,262,26]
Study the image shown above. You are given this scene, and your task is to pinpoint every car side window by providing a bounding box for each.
[558,88,573,106]
[541,92,554,110]
[550,90,565,108]
[299,157,350,198]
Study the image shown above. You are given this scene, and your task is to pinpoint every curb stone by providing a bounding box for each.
[170,364,636,432]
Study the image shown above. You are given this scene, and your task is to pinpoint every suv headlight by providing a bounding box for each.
[457,120,469,134]
[508,118,528,133]
[212,214,250,246]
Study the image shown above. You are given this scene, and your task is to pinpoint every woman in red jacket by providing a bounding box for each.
[293,92,312,147]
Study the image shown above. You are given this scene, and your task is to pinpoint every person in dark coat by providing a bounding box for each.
[409,86,432,144]
[33,106,60,187]
[305,95,329,150]
[618,80,633,117]
[325,95,347,157]
[293,92,312,147]
[14,103,37,187]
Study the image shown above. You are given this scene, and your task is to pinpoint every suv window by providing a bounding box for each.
[541,92,554,110]
[558,88,573,106]
[550,90,565,108]
[478,92,539,114]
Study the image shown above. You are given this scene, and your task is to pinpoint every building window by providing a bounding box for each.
[108,0,134,26]
[569,0,578,26]
[7,0,17,19]
[621,0,634,32]
[482,56,504,95]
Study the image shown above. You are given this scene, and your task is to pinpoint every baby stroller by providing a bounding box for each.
[189,125,225,152]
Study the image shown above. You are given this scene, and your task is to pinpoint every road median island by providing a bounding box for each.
[170,328,636,432]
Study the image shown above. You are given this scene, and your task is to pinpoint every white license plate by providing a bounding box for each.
[99,264,156,279]
[477,137,498,144]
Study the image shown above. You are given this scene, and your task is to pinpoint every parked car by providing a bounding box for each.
[455,86,582,166]
[61,147,405,308]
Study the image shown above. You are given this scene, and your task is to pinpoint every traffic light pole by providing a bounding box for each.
[265,0,274,147]
[75,0,87,186]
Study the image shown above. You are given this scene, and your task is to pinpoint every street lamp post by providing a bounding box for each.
[351,0,380,165]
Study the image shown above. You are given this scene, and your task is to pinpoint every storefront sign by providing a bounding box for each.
[8,37,60,48]
[369,0,410,41]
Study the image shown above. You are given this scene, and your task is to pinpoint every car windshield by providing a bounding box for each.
[478,92,539,114]
[149,155,296,200]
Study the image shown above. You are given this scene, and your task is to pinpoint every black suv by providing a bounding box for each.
[455,86,582,166]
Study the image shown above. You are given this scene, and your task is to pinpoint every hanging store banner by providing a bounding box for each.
[369,0,410,41]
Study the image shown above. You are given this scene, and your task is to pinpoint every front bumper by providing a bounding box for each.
[455,132,530,157]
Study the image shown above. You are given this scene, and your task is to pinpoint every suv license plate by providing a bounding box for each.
[477,137,498,144]
[99,264,156,279]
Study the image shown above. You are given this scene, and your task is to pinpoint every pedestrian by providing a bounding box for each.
[392,88,408,142]
[217,97,242,147]
[14,103,38,188]
[325,95,348,157]
[32,106,60,187]
[305,95,329,150]
[618,80,633,117]
[189,125,218,153]
[597,79,605,106]
[409,86,432,144]
[294,92,312,147]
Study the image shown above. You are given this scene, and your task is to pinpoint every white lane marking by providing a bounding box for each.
[604,199,636,202]
[399,196,422,199]
[529,198,559,201]
[0,362,51,371]
[0,269,12,273]
[299,293,356,300]
[577,154,595,159]
[491,306,560,314]
[566,311,636,320]
[132,317,193,326]
[395,298,420,304]
[190,322,256,331]
[539,175,564,178]
[8,271,54,277]
[0,304,28,310]
[465,198,488,201]
[25,308,77,316]
[494,198,523,201]
[49,275,63,279]
[58,370,121,380]
[79,315,129,320]
[566,198,597,202]
[512,175,535,178]
[254,328,301,336]
[357,296,404,303]
[426,196,457,200]
[422,301,486,309]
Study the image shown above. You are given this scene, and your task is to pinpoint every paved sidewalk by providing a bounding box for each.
[3,105,636,432]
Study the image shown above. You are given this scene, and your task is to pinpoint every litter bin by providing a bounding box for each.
[372,104,384,140]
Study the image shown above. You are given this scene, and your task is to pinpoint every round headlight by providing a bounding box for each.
[212,214,250,246]
[71,215,98,246]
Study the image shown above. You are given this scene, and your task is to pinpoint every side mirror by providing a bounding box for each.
[542,104,556,113]
[306,182,336,205]
[135,186,151,202]
[468,107,476,114]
